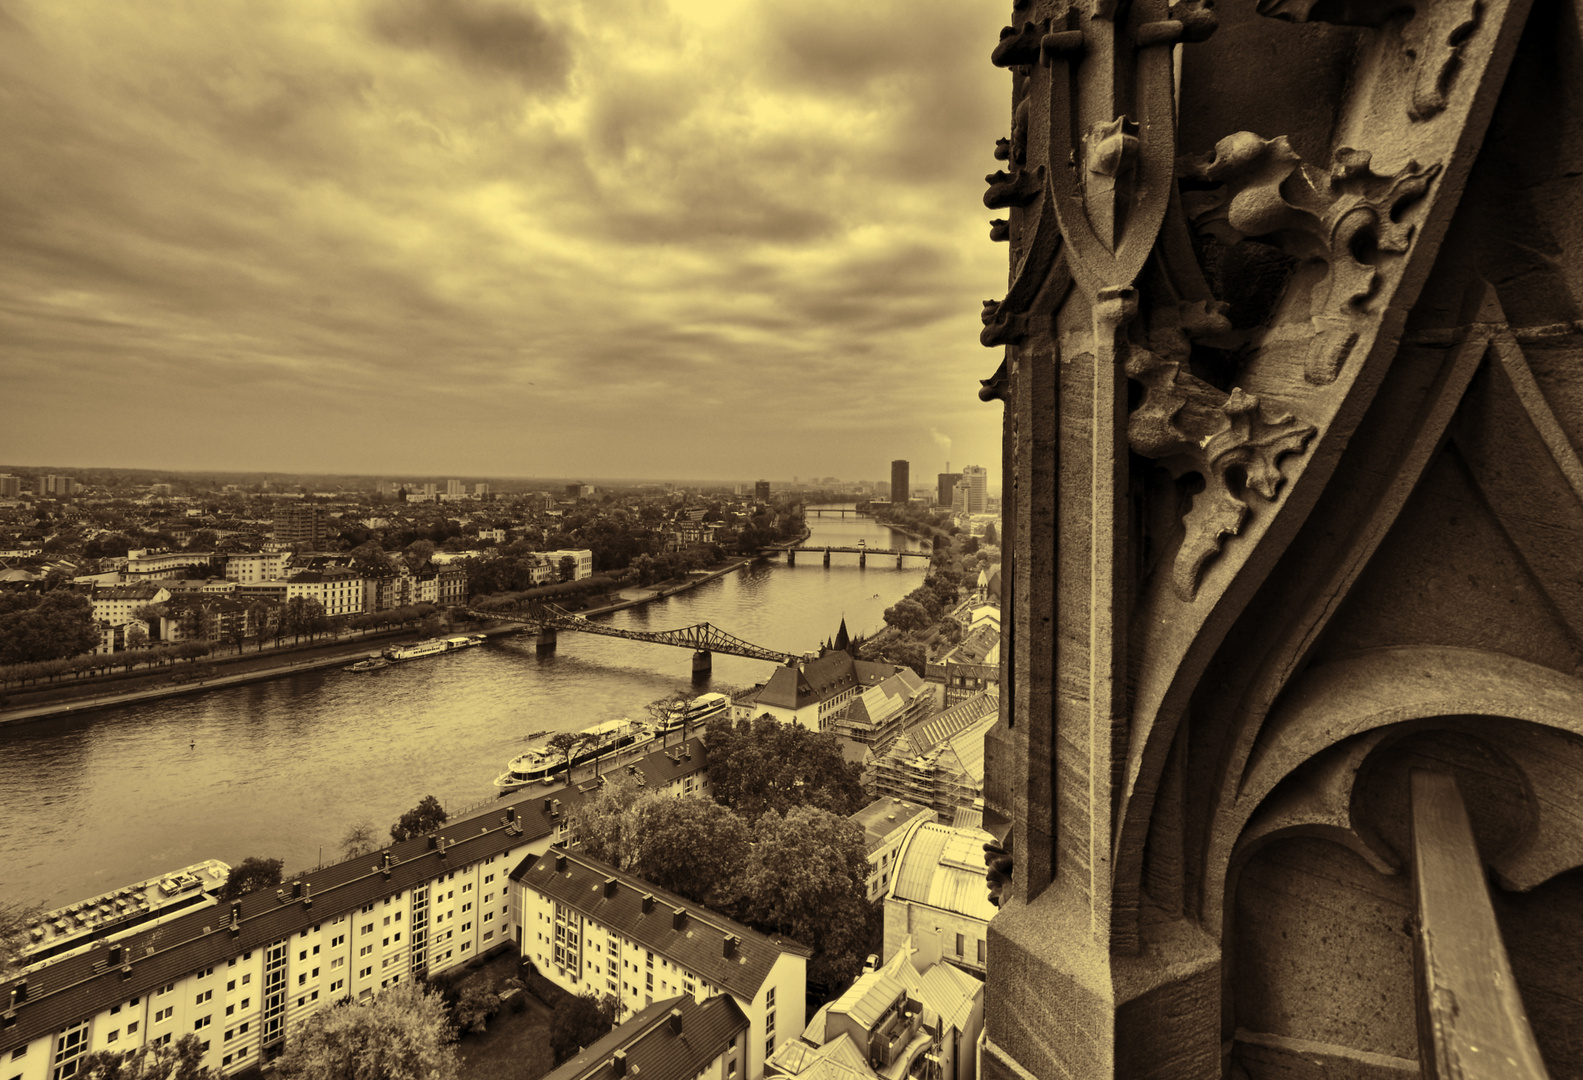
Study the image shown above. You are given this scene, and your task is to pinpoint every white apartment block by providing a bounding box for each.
[223,552,291,584]
[0,742,711,1079]
[90,585,171,628]
[514,849,809,1080]
[285,570,367,617]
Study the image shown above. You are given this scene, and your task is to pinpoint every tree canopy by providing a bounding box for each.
[274,981,459,1080]
[220,856,284,901]
[703,715,867,819]
[548,991,617,1066]
[0,590,101,665]
[624,794,751,910]
[77,1034,217,1080]
[390,795,448,842]
[740,805,876,986]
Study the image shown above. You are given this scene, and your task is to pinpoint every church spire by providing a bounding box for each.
[834,616,850,653]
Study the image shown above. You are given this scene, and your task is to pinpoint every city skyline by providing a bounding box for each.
[0,0,1006,482]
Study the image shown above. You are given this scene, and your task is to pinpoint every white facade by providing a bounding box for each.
[223,552,291,584]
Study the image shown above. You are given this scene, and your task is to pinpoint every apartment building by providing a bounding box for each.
[847,799,935,903]
[0,741,710,1079]
[222,552,291,584]
[90,585,171,628]
[285,569,366,617]
[514,849,810,1080]
[542,994,750,1080]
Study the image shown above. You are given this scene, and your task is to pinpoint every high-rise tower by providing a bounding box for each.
[891,460,910,506]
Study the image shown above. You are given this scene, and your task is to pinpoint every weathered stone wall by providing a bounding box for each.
[979,0,1583,1073]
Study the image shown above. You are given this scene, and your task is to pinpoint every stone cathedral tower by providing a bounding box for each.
[976,0,1583,1075]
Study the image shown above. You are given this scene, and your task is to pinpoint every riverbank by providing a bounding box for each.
[0,557,767,727]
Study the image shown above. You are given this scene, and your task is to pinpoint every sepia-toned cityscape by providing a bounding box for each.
[8,0,1583,1075]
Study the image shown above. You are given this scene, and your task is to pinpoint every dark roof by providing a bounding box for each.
[0,739,707,1057]
[543,994,750,1080]
[756,652,894,710]
[512,847,811,1002]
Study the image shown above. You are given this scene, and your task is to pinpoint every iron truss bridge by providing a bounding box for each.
[777,546,929,556]
[465,603,803,665]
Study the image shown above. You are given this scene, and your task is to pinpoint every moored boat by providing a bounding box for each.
[345,657,390,672]
[383,634,486,662]
[649,691,731,741]
[493,717,647,791]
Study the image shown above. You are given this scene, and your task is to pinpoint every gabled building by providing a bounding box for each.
[542,994,750,1080]
[746,652,899,730]
[514,848,811,1080]
[828,670,931,752]
[868,692,998,821]
[89,584,170,628]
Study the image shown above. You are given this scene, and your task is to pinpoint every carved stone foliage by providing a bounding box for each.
[1182,134,1440,383]
[1125,298,1317,600]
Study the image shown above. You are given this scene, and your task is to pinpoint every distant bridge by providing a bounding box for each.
[764,545,932,567]
[465,603,804,674]
[803,507,871,518]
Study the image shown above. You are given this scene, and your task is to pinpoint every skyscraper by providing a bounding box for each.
[938,471,963,506]
[0,475,20,498]
[961,465,987,514]
[274,504,326,548]
[755,479,771,503]
[447,479,464,496]
[891,460,910,506]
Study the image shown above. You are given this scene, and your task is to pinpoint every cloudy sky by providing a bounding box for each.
[0,0,1009,486]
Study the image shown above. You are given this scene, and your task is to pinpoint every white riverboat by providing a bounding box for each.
[649,691,731,740]
[383,634,485,662]
[493,718,648,791]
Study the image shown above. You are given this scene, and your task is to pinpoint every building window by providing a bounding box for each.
[193,1016,210,1031]
[978,939,986,964]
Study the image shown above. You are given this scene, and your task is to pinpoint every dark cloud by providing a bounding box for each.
[369,0,572,91]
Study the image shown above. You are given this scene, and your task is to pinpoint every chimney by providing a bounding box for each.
[603,877,618,899]
[12,980,26,1004]
[672,907,687,931]
[612,1051,628,1077]
[668,1008,683,1035]
[293,881,304,898]
[438,836,448,858]
[723,935,738,958]
[551,798,561,818]
[108,946,123,966]
[555,854,567,873]
[641,893,655,915]
[506,806,517,823]
[544,798,553,813]
[381,852,393,877]
[302,882,313,908]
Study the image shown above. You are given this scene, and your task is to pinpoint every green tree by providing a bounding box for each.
[274,981,459,1080]
[349,541,397,579]
[741,805,873,985]
[558,555,576,582]
[0,591,101,666]
[77,1033,217,1080]
[704,716,867,819]
[125,623,149,651]
[390,795,448,842]
[548,991,617,1066]
[546,732,581,782]
[220,856,284,901]
[884,640,927,678]
[340,821,378,861]
[883,597,931,635]
[453,984,500,1034]
[626,794,750,910]
[565,771,645,866]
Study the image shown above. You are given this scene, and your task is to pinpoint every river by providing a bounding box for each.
[0,509,925,909]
